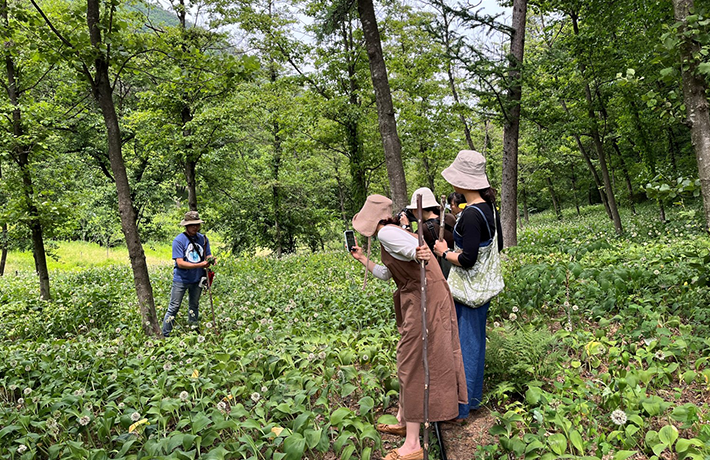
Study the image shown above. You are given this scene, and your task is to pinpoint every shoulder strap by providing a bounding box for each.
[468,205,493,239]
[183,232,205,261]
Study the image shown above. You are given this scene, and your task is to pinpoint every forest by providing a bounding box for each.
[2,0,710,458]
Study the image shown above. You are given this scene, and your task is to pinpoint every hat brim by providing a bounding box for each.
[441,165,490,190]
[180,219,205,226]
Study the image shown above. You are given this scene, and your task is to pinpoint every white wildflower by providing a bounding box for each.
[17,445,27,454]
[251,392,261,403]
[180,391,189,402]
[655,350,665,361]
[23,387,32,396]
[261,386,268,393]
[509,313,517,321]
[163,362,172,371]
[130,412,141,422]
[610,409,627,426]
[512,306,519,313]
[197,335,205,343]
[79,415,91,426]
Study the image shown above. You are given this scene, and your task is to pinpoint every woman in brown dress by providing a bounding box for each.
[350,194,467,460]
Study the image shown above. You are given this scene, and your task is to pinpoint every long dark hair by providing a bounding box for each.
[478,187,497,207]
[379,215,402,227]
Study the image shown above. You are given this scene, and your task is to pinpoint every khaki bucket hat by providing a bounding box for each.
[406,187,439,210]
[352,194,393,237]
[441,150,490,190]
[180,211,205,226]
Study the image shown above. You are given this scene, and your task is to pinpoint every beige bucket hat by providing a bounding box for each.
[406,187,439,210]
[441,150,490,190]
[180,211,205,226]
[352,194,393,237]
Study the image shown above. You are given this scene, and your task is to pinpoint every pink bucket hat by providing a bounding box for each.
[441,150,490,190]
[352,194,393,237]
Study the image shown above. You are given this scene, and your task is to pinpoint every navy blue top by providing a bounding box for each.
[172,232,211,284]
[453,202,503,269]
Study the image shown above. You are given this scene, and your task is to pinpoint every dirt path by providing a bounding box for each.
[374,407,496,460]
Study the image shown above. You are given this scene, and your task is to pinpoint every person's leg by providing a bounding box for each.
[162,282,187,337]
[384,422,422,459]
[186,282,202,329]
[468,302,490,411]
[455,301,475,419]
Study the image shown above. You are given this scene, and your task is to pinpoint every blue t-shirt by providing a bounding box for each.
[172,232,211,284]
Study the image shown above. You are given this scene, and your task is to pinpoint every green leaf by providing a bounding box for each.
[340,444,356,460]
[569,430,584,454]
[191,414,212,433]
[0,425,21,438]
[304,429,322,449]
[283,433,306,460]
[547,433,567,455]
[658,425,678,447]
[330,408,352,426]
[698,62,710,75]
[612,450,637,460]
[525,386,543,405]
[203,446,230,460]
[358,396,374,415]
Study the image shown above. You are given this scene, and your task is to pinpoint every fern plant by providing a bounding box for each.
[485,324,561,395]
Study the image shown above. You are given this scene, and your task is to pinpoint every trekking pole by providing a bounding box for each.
[434,193,449,460]
[416,194,430,460]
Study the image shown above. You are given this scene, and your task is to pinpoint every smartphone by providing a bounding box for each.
[344,230,356,251]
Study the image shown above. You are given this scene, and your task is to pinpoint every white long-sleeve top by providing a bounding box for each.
[371,226,419,280]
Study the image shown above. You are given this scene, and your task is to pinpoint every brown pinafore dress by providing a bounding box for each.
[380,226,467,422]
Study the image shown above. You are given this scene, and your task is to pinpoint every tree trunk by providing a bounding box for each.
[3,15,51,298]
[177,1,198,212]
[343,21,367,210]
[611,140,636,214]
[546,177,562,220]
[357,0,407,210]
[500,0,527,248]
[87,0,160,337]
[270,66,284,257]
[673,0,710,232]
[560,99,611,218]
[0,223,6,276]
[570,163,581,216]
[570,12,622,234]
[183,106,198,212]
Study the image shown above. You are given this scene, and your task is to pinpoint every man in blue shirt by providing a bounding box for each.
[161,211,214,337]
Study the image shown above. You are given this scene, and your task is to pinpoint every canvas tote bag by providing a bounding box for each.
[447,206,504,307]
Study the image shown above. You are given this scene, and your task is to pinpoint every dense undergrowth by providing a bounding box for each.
[1,203,710,459]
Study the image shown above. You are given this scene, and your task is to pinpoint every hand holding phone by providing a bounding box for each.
[344,230,357,252]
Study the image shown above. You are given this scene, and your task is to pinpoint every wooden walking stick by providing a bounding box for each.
[438,195,447,245]
[416,194,431,460]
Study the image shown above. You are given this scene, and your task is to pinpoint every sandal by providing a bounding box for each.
[383,448,424,460]
[375,423,406,436]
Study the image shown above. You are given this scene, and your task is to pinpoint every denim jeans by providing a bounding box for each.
[455,300,490,419]
[162,281,202,337]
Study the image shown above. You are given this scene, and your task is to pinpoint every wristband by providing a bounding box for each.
[442,250,451,259]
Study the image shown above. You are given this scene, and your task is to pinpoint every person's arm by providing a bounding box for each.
[434,208,483,268]
[175,258,210,270]
[349,244,392,280]
[379,226,432,263]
